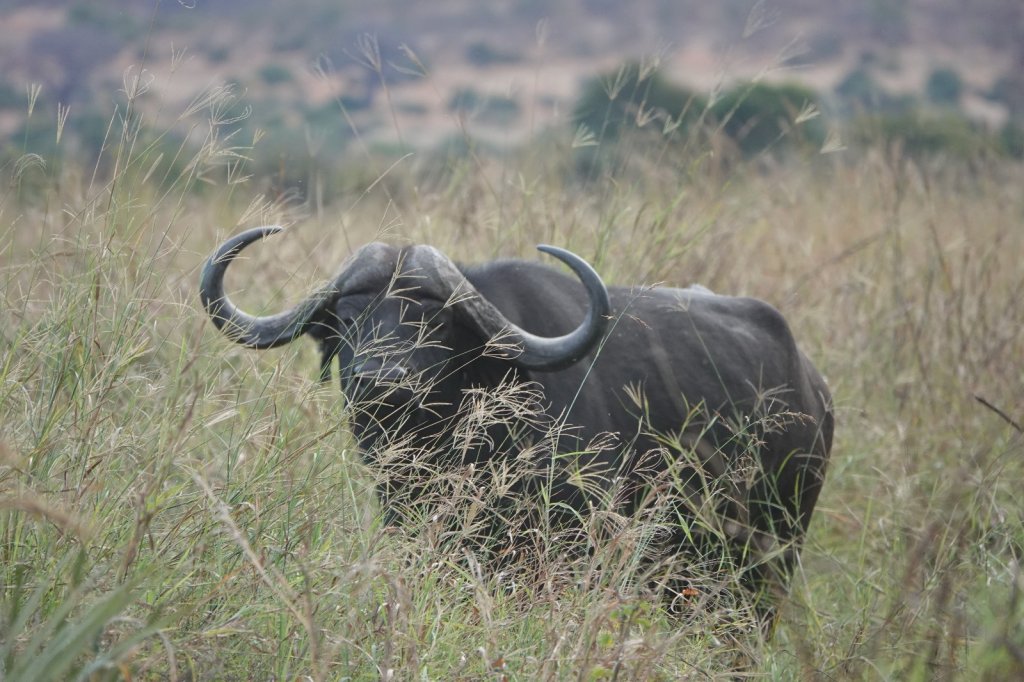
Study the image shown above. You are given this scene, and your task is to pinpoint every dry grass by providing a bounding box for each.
[0,70,1022,681]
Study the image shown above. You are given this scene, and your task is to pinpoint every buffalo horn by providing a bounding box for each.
[199,226,333,348]
[405,244,611,371]
[201,228,611,371]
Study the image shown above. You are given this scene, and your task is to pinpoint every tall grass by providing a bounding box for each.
[1,66,1022,680]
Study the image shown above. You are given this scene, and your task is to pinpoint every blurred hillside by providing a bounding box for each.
[1,0,1022,171]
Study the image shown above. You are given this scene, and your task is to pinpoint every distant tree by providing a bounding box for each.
[207,46,232,64]
[464,42,521,67]
[258,64,293,86]
[852,111,995,159]
[709,82,826,155]
[448,87,484,113]
[0,80,20,110]
[448,87,520,125]
[1000,121,1024,158]
[836,61,919,115]
[836,66,888,112]
[572,62,706,142]
[926,68,964,107]
[72,110,116,156]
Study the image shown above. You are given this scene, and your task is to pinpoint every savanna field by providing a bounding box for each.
[1,80,1023,681]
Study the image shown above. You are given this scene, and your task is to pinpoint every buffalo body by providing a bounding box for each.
[200,227,834,612]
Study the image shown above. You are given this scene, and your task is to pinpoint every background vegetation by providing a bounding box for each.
[3,0,1024,173]
[1,1,1023,679]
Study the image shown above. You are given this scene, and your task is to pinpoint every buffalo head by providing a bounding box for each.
[199,226,610,452]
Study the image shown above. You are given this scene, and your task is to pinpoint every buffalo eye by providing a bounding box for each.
[409,302,455,344]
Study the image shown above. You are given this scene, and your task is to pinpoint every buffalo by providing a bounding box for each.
[200,226,834,618]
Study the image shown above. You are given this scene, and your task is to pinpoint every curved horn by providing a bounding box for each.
[407,244,610,371]
[199,226,335,348]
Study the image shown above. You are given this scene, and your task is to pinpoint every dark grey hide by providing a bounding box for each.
[200,226,834,610]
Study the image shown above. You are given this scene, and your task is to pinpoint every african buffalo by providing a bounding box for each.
[200,226,833,615]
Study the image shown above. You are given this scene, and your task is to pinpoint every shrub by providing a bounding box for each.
[465,41,521,67]
[448,87,520,125]
[999,121,1024,159]
[836,66,888,112]
[258,64,293,86]
[0,80,20,110]
[709,81,826,155]
[926,67,964,107]
[207,45,231,64]
[851,111,996,158]
[572,62,707,143]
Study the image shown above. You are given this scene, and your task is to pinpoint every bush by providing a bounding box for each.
[0,80,20,110]
[207,45,231,64]
[465,42,521,67]
[926,67,964,107]
[448,87,520,125]
[258,64,293,86]
[852,111,996,158]
[709,82,826,155]
[572,62,706,143]
[999,121,1024,159]
[836,66,887,112]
